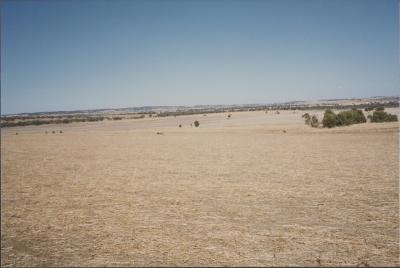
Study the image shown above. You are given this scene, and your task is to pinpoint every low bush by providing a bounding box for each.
[310,115,319,127]
[302,113,311,125]
[322,109,338,128]
[322,109,366,128]
[369,110,398,123]
[336,109,366,126]
[194,120,200,127]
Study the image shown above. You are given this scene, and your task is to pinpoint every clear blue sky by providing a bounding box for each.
[1,0,398,114]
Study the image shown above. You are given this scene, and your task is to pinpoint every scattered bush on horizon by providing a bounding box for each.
[227,114,232,119]
[365,106,385,112]
[132,115,145,119]
[322,108,366,128]
[194,120,200,127]
[368,110,398,123]
[179,124,182,128]
[112,117,122,120]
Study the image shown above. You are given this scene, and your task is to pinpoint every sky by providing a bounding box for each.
[1,0,399,114]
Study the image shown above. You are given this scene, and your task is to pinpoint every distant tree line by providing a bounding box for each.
[319,107,397,128]
[1,116,106,127]
[302,107,398,129]
[1,113,151,128]
[155,101,399,118]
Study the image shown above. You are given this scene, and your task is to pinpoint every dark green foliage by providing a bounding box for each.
[0,116,106,127]
[336,109,366,126]
[370,110,398,123]
[322,109,366,128]
[365,106,385,112]
[322,110,337,128]
[194,120,200,127]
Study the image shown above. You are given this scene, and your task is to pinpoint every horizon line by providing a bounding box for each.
[2,95,399,116]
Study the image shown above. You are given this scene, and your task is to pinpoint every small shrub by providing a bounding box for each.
[227,114,231,119]
[310,115,319,127]
[52,131,55,134]
[302,113,311,125]
[179,124,182,128]
[194,120,200,127]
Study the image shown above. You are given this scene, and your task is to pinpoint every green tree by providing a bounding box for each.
[322,109,337,128]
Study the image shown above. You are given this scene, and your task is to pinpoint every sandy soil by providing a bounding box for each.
[1,110,399,266]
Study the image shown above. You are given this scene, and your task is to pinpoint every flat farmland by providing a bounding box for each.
[1,110,399,266]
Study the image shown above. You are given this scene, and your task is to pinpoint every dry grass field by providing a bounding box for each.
[1,110,399,266]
